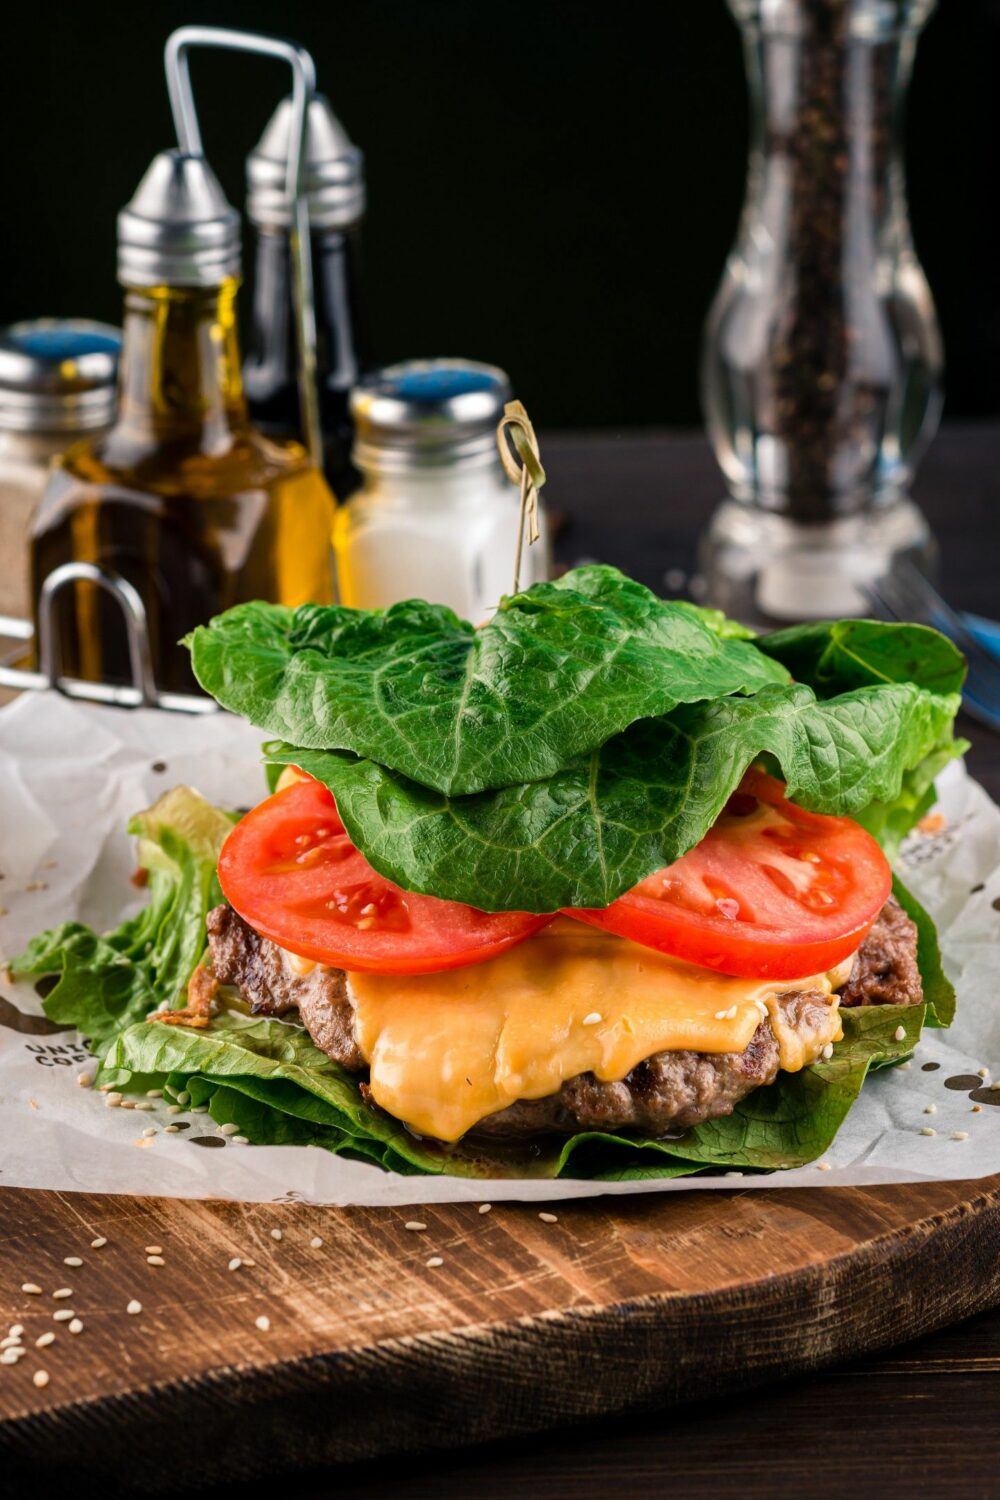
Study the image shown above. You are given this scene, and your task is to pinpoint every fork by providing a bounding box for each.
[864,561,1000,733]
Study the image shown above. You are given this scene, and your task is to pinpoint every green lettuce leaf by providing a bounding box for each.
[266,679,961,912]
[758,618,967,697]
[186,565,789,797]
[12,787,235,1047]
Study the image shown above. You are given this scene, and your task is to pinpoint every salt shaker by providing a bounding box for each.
[336,360,550,617]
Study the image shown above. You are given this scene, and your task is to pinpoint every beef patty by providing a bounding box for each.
[205,897,922,1140]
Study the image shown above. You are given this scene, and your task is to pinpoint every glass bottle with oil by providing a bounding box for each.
[30,150,337,694]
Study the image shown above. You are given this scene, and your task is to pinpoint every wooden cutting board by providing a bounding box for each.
[2,1176,1000,1490]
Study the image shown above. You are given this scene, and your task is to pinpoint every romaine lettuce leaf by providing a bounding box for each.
[266,679,961,912]
[758,618,967,696]
[186,566,789,797]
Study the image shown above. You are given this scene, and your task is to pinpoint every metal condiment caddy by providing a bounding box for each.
[1,25,328,714]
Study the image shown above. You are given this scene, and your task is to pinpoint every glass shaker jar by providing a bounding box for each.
[699,0,942,623]
[335,360,550,617]
[0,321,120,620]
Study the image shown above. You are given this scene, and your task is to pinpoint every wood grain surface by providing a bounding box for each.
[1,427,998,1496]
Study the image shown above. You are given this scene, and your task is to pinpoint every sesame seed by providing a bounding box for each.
[52,1310,74,1322]
[35,1332,54,1349]
[232,1135,249,1145]
[145,1246,162,1255]
[821,1043,834,1060]
[713,1010,727,1021]
[142,1127,157,1138]
[218,1122,239,1137]
[894,1026,906,1042]
[63,1256,83,1267]
[167,1105,182,1116]
[9,1325,23,1338]
[405,1221,427,1232]
[77,1073,93,1089]
[242,1259,256,1267]
[425,1256,444,1268]
[32,1370,49,1389]
[0,1336,21,1350]
[539,1212,558,1224]
[992,1082,1000,1092]
[816,1161,832,1171]
[724,1171,744,1178]
[582,1012,602,1026]
[898,1061,912,1070]
[146,1089,163,1099]
[176,1091,191,1106]
[0,1350,20,1365]
[952,1131,970,1141]
[191,1105,209,1114]
[310,1236,323,1249]
[478,1203,492,1214]
[228,1258,242,1272]
[21,1284,42,1296]
[979,1069,990,1079]
[105,1093,123,1107]
[68,1319,82,1335]
[270,1228,283,1242]
[90,1237,107,1249]
[147,1255,165,1267]
[255,1315,271,1332]
[924,1103,937,1115]
[135,1101,156,1112]
[126,1300,142,1316]
[163,1123,179,1134]
[973,1104,983,1113]
[120,1100,135,1110]
[920,1127,937,1137]
[52,1289,72,1300]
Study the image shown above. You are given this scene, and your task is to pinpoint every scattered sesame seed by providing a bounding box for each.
[924,1103,937,1115]
[582,1012,602,1026]
[34,1333,54,1349]
[63,1256,83,1267]
[726,1005,738,1020]
[192,1105,209,1114]
[232,1135,250,1145]
[77,1073,93,1089]
[920,1127,937,1137]
[9,1325,22,1338]
[167,1105,182,1115]
[894,1026,906,1042]
[145,1246,162,1255]
[105,1093,123,1107]
[898,1061,912,1071]
[478,1203,492,1215]
[978,1069,990,1080]
[147,1255,165,1267]
[218,1122,239,1137]
[992,1081,1000,1092]
[176,1090,191,1106]
[90,1237,107,1249]
[952,1131,970,1141]
[821,1043,834,1060]
[51,1289,72,1300]
[52,1310,74,1323]
[255,1315,271,1332]
[25,880,48,893]
[713,1009,727,1021]
[973,1104,983,1113]
[816,1161,832,1171]
[32,1370,49,1389]
[163,1124,179,1134]
[99,1083,113,1093]
[21,1284,41,1296]
[146,1089,163,1099]
[310,1236,323,1249]
[242,1259,256,1267]
[425,1256,444,1268]
[270,1228,283,1242]
[120,1100,136,1110]
[0,1350,20,1365]
[724,1171,744,1178]
[126,1300,142,1316]
[142,1127,157,1138]
[0,1336,21,1350]
[135,1101,156,1113]
[228,1258,242,1272]
[68,1319,82,1335]
[539,1212,558,1224]
[405,1221,427,1232]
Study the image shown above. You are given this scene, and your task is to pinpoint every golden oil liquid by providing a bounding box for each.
[30,279,337,695]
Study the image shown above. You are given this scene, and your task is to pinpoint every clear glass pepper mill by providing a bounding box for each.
[699,0,943,624]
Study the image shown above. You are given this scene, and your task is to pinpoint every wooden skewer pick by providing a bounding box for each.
[496,400,546,595]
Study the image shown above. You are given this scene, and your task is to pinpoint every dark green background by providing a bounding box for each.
[3,0,997,427]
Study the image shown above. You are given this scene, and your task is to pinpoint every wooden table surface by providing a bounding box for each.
[5,425,1000,1498]
[244,422,998,1500]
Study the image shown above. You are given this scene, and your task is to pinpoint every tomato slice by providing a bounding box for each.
[218,777,552,975]
[566,769,892,980]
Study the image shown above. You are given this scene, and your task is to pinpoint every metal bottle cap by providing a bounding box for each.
[117,149,241,288]
[0,320,121,433]
[351,360,513,472]
[247,94,365,230]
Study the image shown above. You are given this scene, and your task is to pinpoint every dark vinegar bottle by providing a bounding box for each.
[244,95,369,502]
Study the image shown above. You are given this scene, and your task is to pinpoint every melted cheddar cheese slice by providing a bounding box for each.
[343,918,847,1142]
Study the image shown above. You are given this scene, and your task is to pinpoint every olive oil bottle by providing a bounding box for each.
[30,150,336,694]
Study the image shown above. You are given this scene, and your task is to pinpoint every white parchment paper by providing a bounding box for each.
[1,691,998,1206]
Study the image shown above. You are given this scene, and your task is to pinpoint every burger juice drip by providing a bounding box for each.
[30,279,336,693]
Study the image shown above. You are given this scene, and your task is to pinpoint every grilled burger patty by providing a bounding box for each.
[204,897,922,1139]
